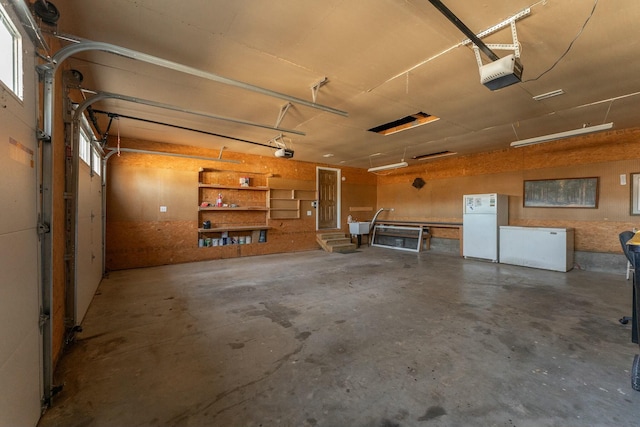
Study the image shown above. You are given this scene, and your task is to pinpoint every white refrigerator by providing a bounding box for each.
[463,193,508,262]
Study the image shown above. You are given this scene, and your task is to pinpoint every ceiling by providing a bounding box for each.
[40,0,640,169]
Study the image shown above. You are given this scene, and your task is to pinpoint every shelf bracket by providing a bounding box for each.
[311,77,329,103]
[275,102,292,128]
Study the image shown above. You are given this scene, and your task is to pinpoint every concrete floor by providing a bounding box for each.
[38,247,640,427]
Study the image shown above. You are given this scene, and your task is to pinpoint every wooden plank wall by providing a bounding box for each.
[105,138,377,270]
[375,129,640,253]
[106,129,640,270]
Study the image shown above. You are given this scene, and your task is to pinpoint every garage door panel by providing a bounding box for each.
[76,164,104,324]
[0,119,38,236]
[0,327,42,427]
[0,231,39,363]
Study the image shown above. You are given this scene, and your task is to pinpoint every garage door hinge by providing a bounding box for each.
[37,130,51,143]
[39,313,49,331]
[38,222,51,235]
[42,384,64,410]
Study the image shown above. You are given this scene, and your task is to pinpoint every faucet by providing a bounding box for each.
[369,207,394,234]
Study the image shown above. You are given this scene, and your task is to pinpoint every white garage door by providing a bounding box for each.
[0,3,42,426]
[76,160,104,323]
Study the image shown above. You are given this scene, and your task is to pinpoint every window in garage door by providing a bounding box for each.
[0,2,23,99]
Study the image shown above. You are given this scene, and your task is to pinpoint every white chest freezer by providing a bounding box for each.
[499,226,575,272]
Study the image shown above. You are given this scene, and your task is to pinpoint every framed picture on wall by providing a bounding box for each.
[631,173,640,215]
[523,177,599,208]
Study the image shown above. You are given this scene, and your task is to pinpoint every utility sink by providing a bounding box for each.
[349,222,371,235]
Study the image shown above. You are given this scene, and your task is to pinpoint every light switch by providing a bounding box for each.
[160,206,167,212]
[307,210,312,216]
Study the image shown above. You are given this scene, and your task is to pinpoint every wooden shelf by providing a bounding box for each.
[199,206,268,211]
[198,184,269,191]
[269,189,295,199]
[269,189,316,200]
[198,168,270,246]
[268,187,315,219]
[198,226,270,233]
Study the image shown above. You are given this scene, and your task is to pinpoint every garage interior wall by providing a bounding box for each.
[105,129,640,272]
[376,129,640,256]
[105,138,378,270]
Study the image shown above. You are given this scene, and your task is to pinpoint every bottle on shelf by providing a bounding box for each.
[216,193,223,207]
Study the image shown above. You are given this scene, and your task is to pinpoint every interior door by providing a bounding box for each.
[317,167,340,230]
[0,5,42,425]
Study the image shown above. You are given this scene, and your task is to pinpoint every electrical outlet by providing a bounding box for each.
[307,210,312,216]
[160,206,167,212]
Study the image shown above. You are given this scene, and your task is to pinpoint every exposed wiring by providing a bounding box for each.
[523,0,599,83]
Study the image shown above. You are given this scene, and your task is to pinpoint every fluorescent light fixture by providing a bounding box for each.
[412,150,457,161]
[367,161,408,173]
[510,122,614,148]
[532,89,564,101]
